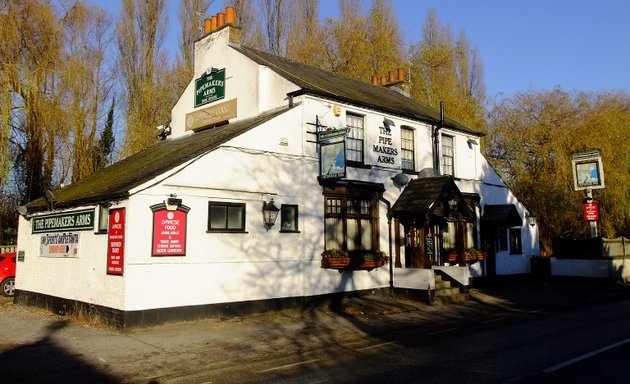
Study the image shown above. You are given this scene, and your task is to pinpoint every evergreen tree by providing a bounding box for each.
[94,98,115,172]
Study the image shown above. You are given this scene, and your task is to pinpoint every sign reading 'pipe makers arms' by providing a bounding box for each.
[185,98,237,131]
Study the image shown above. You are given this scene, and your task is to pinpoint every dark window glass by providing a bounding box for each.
[280,205,299,232]
[208,202,246,232]
[442,135,454,176]
[401,127,415,171]
[346,113,364,164]
[324,193,377,251]
[510,228,522,254]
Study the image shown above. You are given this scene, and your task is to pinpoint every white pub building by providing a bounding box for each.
[15,8,539,327]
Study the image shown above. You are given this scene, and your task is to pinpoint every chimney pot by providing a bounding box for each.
[217,12,225,28]
[203,18,212,35]
[226,6,236,26]
[388,70,395,83]
[397,68,404,81]
[211,15,217,31]
[371,75,378,85]
[380,75,387,85]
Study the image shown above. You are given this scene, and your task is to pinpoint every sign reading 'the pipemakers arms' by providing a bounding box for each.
[195,68,225,107]
[32,209,95,234]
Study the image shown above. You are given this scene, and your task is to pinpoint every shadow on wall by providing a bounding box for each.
[0,320,119,383]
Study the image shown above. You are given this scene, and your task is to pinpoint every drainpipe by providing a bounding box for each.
[380,195,394,296]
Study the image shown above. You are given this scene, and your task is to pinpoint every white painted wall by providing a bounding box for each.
[15,206,126,309]
[551,258,613,278]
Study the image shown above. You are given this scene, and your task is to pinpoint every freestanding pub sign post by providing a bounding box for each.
[571,150,604,238]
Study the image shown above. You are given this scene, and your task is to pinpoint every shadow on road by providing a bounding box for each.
[0,320,119,384]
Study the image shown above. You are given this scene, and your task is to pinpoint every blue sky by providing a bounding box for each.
[92,0,630,99]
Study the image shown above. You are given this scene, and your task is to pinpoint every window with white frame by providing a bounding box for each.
[441,135,454,176]
[401,127,415,171]
[345,113,364,164]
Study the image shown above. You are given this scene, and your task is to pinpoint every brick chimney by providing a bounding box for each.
[201,6,241,45]
[372,68,410,96]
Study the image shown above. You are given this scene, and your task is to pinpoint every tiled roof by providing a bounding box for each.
[26,106,290,211]
[390,175,474,223]
[231,45,483,136]
[482,204,523,227]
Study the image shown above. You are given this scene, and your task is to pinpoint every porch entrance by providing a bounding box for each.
[404,225,438,268]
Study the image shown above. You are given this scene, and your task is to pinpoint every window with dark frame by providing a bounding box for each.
[497,227,508,251]
[510,228,522,254]
[280,204,299,232]
[324,191,378,252]
[345,113,364,165]
[401,127,415,171]
[208,202,246,232]
[441,134,454,176]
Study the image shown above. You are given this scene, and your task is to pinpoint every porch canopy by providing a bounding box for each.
[390,175,474,225]
[481,204,522,227]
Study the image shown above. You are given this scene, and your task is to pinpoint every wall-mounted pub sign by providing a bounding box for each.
[32,209,94,234]
[319,141,346,180]
[151,204,189,256]
[195,68,225,107]
[107,208,125,275]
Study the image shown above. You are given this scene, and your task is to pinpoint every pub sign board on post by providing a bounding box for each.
[107,208,125,275]
[572,150,605,191]
[584,202,599,222]
[151,204,189,256]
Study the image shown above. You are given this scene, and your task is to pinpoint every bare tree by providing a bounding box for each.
[178,0,212,78]
[286,0,327,66]
[409,9,485,129]
[62,2,113,182]
[232,0,264,49]
[259,0,293,56]
[116,0,168,156]
[366,0,404,76]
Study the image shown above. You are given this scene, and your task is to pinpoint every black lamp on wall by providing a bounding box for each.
[527,212,537,227]
[262,198,280,229]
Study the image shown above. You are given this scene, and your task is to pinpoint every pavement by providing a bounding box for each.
[1,276,629,383]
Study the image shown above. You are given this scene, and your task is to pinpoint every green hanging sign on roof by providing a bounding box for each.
[195,68,225,107]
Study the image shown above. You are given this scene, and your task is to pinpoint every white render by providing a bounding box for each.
[15,24,539,319]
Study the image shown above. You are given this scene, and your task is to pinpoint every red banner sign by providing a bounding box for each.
[584,202,599,222]
[152,209,187,256]
[107,208,125,275]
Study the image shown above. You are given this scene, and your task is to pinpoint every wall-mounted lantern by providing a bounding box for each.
[527,212,537,227]
[447,197,458,212]
[262,198,280,229]
[165,194,182,211]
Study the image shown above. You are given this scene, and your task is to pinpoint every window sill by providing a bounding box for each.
[206,230,249,234]
[280,230,301,233]
[346,162,371,169]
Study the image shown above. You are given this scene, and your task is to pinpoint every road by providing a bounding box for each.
[161,292,630,383]
[1,280,630,383]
